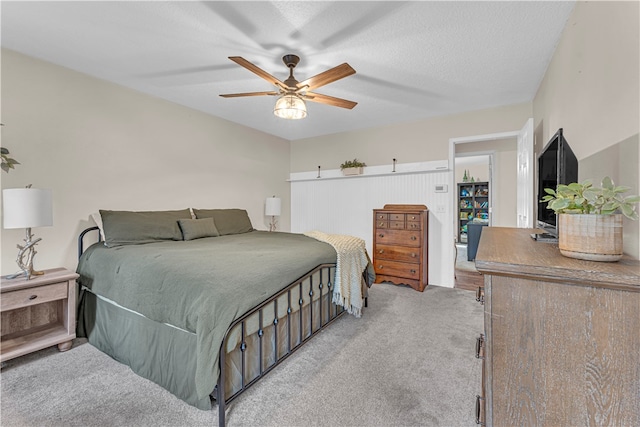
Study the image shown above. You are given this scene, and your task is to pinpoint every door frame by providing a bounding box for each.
[448,118,534,283]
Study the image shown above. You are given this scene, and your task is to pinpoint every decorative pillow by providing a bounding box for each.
[192,208,254,235]
[178,218,220,241]
[100,209,192,247]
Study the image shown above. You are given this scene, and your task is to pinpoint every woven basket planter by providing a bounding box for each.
[558,214,623,262]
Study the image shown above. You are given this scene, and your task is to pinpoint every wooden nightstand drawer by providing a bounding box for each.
[1,282,67,311]
[374,244,420,263]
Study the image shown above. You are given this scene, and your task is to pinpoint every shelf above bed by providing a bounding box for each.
[288,160,449,182]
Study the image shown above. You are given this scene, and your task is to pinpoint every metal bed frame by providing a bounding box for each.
[78,226,368,426]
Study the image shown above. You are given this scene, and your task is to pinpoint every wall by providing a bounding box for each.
[533,1,640,258]
[456,139,518,228]
[290,103,531,286]
[0,49,291,275]
[290,103,532,173]
[455,158,489,183]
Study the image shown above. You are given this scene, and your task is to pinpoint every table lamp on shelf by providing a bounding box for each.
[265,196,281,232]
[2,185,53,280]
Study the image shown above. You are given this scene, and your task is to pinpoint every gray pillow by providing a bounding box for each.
[100,209,192,247]
[178,218,220,241]
[192,208,253,235]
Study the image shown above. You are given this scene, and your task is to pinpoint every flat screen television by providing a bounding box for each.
[537,128,578,236]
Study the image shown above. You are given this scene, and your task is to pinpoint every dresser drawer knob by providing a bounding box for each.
[28,295,38,300]
[379,234,384,238]
[378,265,383,269]
[411,253,417,258]
[411,216,416,220]
[378,249,384,254]
[411,236,417,241]
[410,269,417,274]
[379,222,385,227]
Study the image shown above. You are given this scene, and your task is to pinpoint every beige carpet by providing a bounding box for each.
[1,284,483,426]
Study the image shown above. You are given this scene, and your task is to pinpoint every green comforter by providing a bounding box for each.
[76,231,336,401]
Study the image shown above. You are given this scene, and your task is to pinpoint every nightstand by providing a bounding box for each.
[1,268,78,362]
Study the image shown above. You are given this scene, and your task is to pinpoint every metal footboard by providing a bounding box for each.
[215,263,363,426]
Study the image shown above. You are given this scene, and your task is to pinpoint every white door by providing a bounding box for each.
[516,118,534,228]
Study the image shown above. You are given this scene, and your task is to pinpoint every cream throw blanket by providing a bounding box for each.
[304,230,368,317]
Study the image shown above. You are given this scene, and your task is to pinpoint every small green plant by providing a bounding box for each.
[541,176,640,220]
[340,158,367,170]
[1,147,20,173]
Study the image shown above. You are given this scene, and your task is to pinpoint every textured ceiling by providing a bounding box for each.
[1,1,575,141]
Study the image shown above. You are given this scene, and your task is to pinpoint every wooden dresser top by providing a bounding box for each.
[475,227,640,292]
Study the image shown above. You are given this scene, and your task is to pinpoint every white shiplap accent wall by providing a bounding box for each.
[291,166,454,287]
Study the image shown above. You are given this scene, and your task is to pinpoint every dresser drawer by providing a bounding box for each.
[406,213,421,222]
[374,213,388,221]
[375,220,389,229]
[389,213,404,221]
[374,229,421,247]
[406,221,421,230]
[374,260,420,280]
[389,221,405,229]
[1,282,68,311]
[374,244,420,263]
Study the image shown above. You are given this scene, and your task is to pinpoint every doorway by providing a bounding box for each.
[453,153,493,290]
[447,118,534,289]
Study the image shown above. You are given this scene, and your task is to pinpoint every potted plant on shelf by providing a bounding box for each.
[340,158,367,176]
[541,176,640,261]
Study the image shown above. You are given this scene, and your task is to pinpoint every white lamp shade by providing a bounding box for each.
[265,197,282,216]
[3,188,53,229]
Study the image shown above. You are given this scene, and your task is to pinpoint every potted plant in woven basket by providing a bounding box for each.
[541,177,640,261]
[340,158,366,176]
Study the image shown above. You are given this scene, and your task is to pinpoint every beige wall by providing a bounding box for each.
[290,103,532,173]
[1,49,291,275]
[533,1,639,159]
[456,139,518,228]
[533,1,640,258]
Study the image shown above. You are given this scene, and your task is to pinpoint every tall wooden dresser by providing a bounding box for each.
[474,227,640,426]
[372,204,429,292]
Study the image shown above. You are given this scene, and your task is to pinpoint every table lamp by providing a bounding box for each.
[265,196,281,232]
[3,186,53,280]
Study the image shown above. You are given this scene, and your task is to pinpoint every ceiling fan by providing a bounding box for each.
[220,54,357,119]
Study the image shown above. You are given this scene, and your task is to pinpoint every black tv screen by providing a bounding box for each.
[537,128,578,234]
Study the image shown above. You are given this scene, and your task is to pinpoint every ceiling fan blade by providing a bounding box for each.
[304,92,357,109]
[297,63,356,92]
[228,56,287,90]
[220,91,279,98]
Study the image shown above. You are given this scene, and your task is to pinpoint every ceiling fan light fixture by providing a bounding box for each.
[274,94,307,120]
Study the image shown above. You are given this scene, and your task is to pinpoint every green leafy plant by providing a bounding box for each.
[340,158,367,170]
[1,147,20,173]
[541,176,640,220]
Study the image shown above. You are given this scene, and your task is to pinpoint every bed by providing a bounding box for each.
[76,208,372,425]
